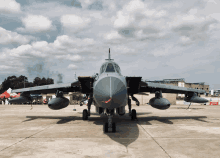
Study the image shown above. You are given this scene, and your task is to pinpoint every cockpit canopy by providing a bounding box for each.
[100,62,121,74]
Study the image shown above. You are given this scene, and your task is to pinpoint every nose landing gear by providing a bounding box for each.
[103,109,116,133]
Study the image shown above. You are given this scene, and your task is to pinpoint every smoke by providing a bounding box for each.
[27,63,44,78]
[57,73,63,83]
[24,57,64,83]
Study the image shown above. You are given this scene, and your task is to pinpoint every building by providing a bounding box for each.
[209,89,220,97]
[147,78,209,97]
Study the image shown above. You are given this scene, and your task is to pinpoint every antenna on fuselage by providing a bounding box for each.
[109,48,110,60]
[106,48,114,61]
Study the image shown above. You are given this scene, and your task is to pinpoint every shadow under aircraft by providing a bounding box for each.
[10,48,208,133]
[23,113,208,148]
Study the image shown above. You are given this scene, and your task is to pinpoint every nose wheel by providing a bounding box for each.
[103,113,116,133]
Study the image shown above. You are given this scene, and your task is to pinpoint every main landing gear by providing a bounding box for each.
[82,95,93,120]
[104,109,116,133]
[128,96,137,120]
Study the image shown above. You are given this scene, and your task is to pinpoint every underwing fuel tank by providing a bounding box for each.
[149,97,171,110]
[184,96,208,103]
[8,96,31,104]
[48,97,69,110]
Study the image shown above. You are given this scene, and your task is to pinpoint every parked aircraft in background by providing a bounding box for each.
[9,48,208,133]
[0,88,20,99]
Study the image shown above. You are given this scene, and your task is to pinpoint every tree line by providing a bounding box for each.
[1,75,54,91]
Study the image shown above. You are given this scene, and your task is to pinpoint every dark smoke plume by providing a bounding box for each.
[57,73,63,83]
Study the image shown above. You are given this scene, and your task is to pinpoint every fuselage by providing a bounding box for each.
[93,60,127,109]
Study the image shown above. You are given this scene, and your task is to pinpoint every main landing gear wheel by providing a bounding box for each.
[131,109,137,120]
[80,101,83,106]
[83,109,88,120]
[104,123,108,133]
[112,122,116,133]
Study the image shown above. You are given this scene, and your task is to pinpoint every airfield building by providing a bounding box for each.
[147,78,209,97]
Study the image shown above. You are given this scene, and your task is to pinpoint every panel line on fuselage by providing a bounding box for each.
[110,77,112,97]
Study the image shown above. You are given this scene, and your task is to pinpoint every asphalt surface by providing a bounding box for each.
[0,104,220,158]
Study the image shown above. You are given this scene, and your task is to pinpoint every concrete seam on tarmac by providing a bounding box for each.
[0,124,55,152]
[138,122,172,158]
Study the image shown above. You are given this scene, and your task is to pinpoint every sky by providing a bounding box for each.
[0,0,220,89]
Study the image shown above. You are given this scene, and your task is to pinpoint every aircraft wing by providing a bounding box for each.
[11,81,80,94]
[140,81,206,94]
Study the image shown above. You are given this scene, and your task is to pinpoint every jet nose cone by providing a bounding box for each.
[94,76,127,108]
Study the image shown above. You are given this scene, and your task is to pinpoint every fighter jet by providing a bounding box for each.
[9,48,208,133]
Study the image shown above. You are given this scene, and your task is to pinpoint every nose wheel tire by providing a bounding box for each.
[131,109,137,120]
[103,122,116,133]
[83,109,88,120]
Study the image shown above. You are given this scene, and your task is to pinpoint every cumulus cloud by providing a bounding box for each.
[56,54,84,62]
[124,0,145,13]
[171,14,218,45]
[68,64,78,70]
[0,0,21,13]
[2,35,97,59]
[104,30,123,40]
[71,0,82,8]
[68,55,83,62]
[1,0,220,88]
[17,15,54,33]
[111,0,171,41]
[60,14,91,33]
[88,1,103,10]
[0,27,35,45]
[179,36,192,46]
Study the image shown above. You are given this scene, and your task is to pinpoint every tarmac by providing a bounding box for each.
[0,104,220,158]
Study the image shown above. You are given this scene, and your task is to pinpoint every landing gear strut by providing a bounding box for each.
[82,94,93,120]
[103,109,116,133]
[128,95,137,120]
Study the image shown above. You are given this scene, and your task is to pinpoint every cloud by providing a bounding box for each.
[68,64,78,70]
[88,1,103,10]
[68,55,83,62]
[171,14,218,45]
[71,0,82,8]
[124,0,145,13]
[17,15,54,33]
[111,0,171,42]
[104,30,123,40]
[178,36,192,46]
[60,14,91,33]
[1,0,220,88]
[0,0,21,13]
[114,11,135,29]
[2,35,97,60]
[0,27,35,45]
[0,65,12,69]
[56,54,84,62]
[53,35,95,50]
